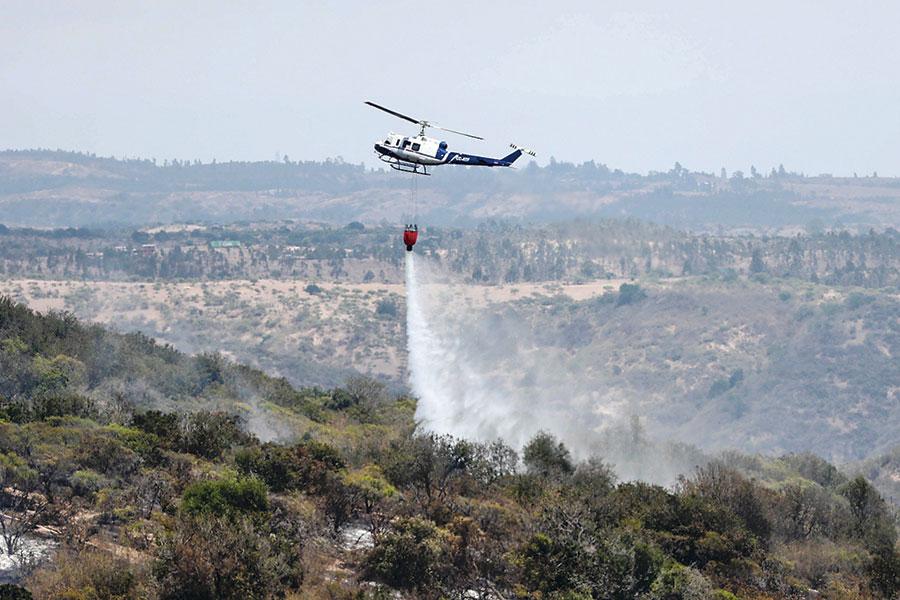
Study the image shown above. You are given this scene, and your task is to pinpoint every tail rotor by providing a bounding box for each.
[509,143,537,157]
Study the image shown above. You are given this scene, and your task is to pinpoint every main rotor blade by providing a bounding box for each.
[432,124,484,140]
[365,101,421,126]
[365,101,484,139]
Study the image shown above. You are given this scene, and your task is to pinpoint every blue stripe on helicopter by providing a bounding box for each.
[446,148,522,167]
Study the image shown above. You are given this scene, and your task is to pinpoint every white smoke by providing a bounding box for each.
[404,253,707,484]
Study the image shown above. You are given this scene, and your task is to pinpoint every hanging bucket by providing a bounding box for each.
[403,225,418,252]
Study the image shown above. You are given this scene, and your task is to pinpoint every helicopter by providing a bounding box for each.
[366,101,535,176]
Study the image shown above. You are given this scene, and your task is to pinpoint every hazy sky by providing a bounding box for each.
[3,1,899,175]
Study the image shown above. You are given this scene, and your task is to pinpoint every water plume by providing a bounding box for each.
[404,252,705,485]
[406,254,599,453]
[405,253,528,444]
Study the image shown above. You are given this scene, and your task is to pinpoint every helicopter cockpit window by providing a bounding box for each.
[411,143,421,151]
[384,140,391,145]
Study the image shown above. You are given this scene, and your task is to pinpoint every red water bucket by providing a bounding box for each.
[403,227,418,251]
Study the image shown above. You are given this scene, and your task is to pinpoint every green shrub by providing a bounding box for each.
[179,411,248,459]
[366,517,451,590]
[26,549,138,600]
[648,561,713,599]
[70,469,105,497]
[616,283,647,306]
[154,514,296,600]
[235,440,344,494]
[181,475,269,519]
[375,299,398,318]
[869,547,900,599]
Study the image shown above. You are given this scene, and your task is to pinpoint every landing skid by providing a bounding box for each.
[377,154,430,176]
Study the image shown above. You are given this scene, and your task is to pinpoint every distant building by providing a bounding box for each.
[140,244,157,256]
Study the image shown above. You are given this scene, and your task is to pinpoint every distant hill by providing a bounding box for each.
[0,219,897,289]
[0,220,896,465]
[2,149,899,231]
[492,277,900,463]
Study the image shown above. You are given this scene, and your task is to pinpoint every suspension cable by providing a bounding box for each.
[407,169,417,226]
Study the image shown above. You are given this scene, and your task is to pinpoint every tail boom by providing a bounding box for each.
[446,144,537,168]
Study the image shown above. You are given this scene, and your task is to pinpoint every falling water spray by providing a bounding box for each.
[403,253,704,484]
[405,252,573,448]
[405,252,465,432]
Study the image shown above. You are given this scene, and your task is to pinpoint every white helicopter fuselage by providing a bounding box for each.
[373,128,528,175]
[376,132,449,166]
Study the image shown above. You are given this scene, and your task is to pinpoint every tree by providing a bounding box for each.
[178,411,249,459]
[680,462,771,543]
[471,439,518,486]
[131,410,180,449]
[839,476,896,550]
[523,431,574,478]
[572,458,616,502]
[773,482,836,541]
[331,375,387,412]
[749,249,767,274]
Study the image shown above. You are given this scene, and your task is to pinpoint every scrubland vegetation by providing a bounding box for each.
[0,298,896,599]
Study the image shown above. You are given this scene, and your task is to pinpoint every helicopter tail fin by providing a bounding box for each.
[502,144,536,165]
